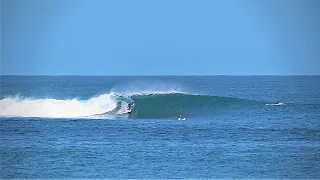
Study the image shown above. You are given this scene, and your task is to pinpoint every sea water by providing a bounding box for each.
[1,76,319,178]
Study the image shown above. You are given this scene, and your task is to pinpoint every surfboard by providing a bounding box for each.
[178,118,186,120]
[266,103,284,106]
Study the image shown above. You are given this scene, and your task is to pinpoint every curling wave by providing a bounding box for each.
[0,92,261,119]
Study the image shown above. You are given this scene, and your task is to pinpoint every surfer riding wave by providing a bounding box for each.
[127,102,134,118]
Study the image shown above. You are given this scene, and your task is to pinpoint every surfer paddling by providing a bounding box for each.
[178,115,186,120]
[266,100,285,106]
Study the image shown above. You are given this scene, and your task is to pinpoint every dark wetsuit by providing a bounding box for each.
[127,103,133,118]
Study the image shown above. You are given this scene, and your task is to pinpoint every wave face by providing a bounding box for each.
[0,92,259,119]
[128,93,257,119]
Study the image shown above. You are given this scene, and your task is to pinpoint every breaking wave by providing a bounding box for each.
[0,91,261,119]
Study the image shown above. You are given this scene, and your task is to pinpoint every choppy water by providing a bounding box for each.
[1,76,319,178]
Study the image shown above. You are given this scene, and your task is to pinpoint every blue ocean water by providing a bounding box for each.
[1,76,319,178]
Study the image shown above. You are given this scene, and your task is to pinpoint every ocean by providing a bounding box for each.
[1,75,319,179]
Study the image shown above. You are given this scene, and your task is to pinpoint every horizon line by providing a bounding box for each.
[1,74,320,76]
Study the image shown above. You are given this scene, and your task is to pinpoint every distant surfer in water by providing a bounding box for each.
[266,100,284,106]
[178,115,186,120]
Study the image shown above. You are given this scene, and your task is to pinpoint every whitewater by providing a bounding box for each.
[0,94,118,118]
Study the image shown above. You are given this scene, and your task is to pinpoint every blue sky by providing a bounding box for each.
[1,0,320,75]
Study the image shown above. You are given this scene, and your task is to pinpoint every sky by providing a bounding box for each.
[1,0,320,75]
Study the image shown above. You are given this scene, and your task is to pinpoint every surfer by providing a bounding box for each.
[178,115,186,120]
[276,100,284,104]
[127,102,134,118]
[266,100,284,106]
[127,102,134,109]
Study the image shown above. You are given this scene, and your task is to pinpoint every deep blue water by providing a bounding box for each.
[1,76,320,178]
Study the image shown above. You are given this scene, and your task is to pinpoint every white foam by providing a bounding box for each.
[0,94,117,118]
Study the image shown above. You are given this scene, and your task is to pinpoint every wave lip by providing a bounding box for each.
[112,90,188,97]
